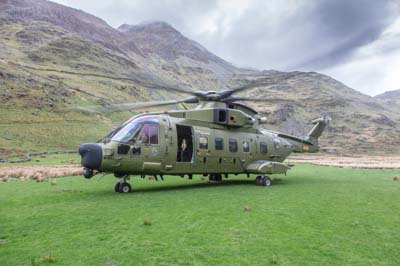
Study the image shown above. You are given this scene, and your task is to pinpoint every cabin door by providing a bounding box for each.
[176,125,194,163]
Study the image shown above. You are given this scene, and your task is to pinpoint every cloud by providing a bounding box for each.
[52,0,400,95]
[323,17,400,95]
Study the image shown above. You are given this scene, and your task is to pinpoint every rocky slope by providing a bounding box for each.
[375,89,400,113]
[0,0,399,157]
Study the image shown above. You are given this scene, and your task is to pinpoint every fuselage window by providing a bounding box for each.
[215,137,224,150]
[260,142,268,154]
[199,135,208,150]
[218,110,227,123]
[137,125,159,145]
[243,140,250,152]
[229,139,238,152]
[274,139,281,149]
[149,125,159,144]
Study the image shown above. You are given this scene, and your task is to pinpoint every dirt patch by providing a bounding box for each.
[287,154,400,169]
[0,166,82,182]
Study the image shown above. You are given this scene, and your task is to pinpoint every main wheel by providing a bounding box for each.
[209,174,222,182]
[255,176,262,185]
[118,182,132,193]
[261,176,272,187]
[114,182,120,192]
[214,174,222,182]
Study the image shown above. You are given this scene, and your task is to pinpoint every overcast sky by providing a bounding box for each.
[53,0,400,96]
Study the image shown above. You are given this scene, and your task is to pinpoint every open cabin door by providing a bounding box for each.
[176,125,194,163]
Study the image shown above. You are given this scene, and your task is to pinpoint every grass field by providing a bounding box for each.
[0,164,399,266]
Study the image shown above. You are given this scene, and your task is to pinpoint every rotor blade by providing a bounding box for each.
[74,96,199,114]
[147,84,199,96]
[71,106,103,114]
[135,73,201,96]
[231,81,286,94]
[217,76,293,100]
[223,97,295,103]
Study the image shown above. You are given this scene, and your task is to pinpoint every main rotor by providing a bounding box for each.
[75,74,293,114]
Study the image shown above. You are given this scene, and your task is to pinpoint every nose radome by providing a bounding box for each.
[79,143,102,170]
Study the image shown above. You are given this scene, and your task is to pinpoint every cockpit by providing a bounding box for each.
[109,116,159,145]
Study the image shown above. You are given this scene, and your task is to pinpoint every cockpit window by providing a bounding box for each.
[137,125,159,145]
[110,116,159,143]
[110,122,141,143]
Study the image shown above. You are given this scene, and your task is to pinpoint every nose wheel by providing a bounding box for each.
[83,167,94,179]
[115,175,131,193]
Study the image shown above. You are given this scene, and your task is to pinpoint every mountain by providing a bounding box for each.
[374,89,400,116]
[375,89,400,100]
[118,21,235,73]
[240,72,400,154]
[0,0,135,52]
[0,0,400,158]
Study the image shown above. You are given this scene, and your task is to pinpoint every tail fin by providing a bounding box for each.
[277,116,330,153]
[307,117,331,139]
[303,116,331,152]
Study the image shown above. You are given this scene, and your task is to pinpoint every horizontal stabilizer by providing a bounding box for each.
[247,160,290,175]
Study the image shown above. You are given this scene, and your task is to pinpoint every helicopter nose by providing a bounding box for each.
[78,143,102,170]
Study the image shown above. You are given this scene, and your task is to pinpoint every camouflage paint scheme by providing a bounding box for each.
[96,102,328,177]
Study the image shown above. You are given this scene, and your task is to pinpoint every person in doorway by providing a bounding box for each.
[180,138,187,161]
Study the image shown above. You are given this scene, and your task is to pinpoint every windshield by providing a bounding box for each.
[110,116,159,143]
[111,122,142,143]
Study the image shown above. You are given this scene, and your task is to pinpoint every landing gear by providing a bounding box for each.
[115,174,131,193]
[262,176,272,187]
[119,182,132,193]
[209,174,222,182]
[83,167,94,179]
[255,175,272,187]
[114,182,120,192]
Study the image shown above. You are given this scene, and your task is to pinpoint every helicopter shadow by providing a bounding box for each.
[119,177,288,194]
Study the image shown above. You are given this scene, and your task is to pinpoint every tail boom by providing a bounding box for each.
[278,116,330,153]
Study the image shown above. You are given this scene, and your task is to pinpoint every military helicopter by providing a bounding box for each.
[78,77,330,193]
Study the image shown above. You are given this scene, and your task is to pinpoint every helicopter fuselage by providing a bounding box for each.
[79,103,328,181]
[98,114,293,176]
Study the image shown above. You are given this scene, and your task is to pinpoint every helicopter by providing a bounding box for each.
[78,77,330,193]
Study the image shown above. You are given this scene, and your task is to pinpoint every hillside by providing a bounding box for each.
[375,89,400,114]
[237,71,400,154]
[1,0,400,159]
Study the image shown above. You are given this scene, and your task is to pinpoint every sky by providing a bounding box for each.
[52,0,400,96]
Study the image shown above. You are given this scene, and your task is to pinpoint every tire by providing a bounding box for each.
[255,176,262,185]
[83,168,93,179]
[209,174,222,182]
[114,182,120,192]
[261,176,271,187]
[119,182,131,193]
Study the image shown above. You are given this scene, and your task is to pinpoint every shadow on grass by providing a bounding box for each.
[88,177,289,196]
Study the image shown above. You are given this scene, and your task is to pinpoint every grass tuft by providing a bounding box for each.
[270,255,279,265]
[243,206,252,212]
[143,219,152,226]
[43,254,56,263]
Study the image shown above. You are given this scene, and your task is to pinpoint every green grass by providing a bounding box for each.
[0,164,400,266]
